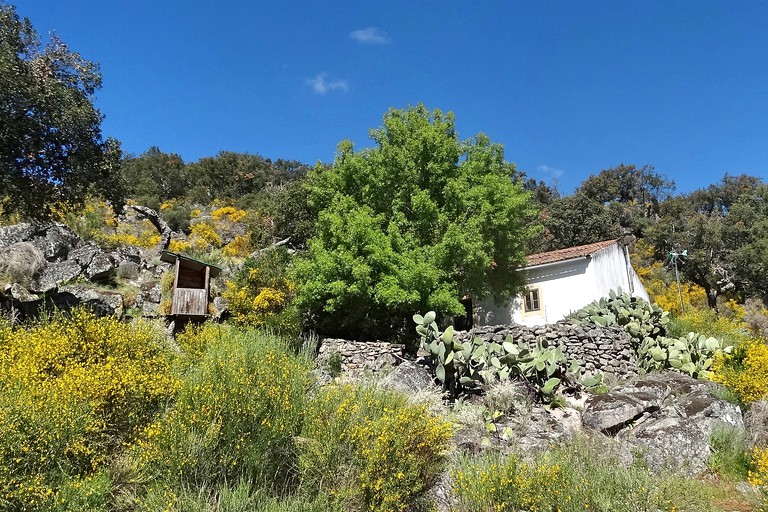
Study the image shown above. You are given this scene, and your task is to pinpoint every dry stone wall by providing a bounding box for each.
[317,321,638,378]
[456,322,638,377]
[317,339,406,374]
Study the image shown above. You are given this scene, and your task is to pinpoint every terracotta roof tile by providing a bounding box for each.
[526,239,618,267]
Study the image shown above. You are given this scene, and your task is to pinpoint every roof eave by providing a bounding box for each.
[519,255,590,272]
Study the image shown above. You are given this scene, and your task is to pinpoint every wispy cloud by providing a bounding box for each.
[350,26,390,44]
[307,73,349,95]
[536,164,564,179]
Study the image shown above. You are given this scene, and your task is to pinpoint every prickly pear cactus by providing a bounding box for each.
[572,287,670,345]
[414,312,574,404]
[637,332,733,379]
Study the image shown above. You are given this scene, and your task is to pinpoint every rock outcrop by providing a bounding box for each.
[0,222,170,319]
[583,372,744,475]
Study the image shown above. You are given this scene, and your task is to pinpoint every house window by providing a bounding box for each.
[524,288,541,313]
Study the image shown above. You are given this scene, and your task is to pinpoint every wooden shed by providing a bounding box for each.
[160,251,222,318]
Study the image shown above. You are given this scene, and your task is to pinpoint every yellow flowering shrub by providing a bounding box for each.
[222,249,299,334]
[300,384,452,512]
[100,219,162,249]
[188,221,222,251]
[635,260,709,316]
[222,233,252,258]
[749,446,768,508]
[168,239,191,254]
[712,340,768,403]
[60,197,119,240]
[127,327,311,491]
[0,310,177,510]
[174,322,220,366]
[453,453,566,512]
[211,206,247,223]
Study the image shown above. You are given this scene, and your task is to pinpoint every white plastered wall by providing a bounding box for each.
[475,243,650,327]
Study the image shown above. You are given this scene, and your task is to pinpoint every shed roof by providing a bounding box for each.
[526,239,619,268]
[160,251,223,277]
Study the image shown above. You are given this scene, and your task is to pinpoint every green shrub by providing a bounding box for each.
[708,427,751,480]
[127,328,312,492]
[299,384,452,512]
[452,436,720,512]
[223,248,300,338]
[0,310,175,511]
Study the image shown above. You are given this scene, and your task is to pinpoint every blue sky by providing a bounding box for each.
[17,1,768,194]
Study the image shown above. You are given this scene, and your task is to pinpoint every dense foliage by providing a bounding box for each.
[119,147,311,212]
[291,105,538,341]
[0,3,123,219]
[712,340,768,403]
[300,384,452,512]
[0,310,176,510]
[128,325,312,493]
[222,248,300,336]
[415,312,570,404]
[645,175,768,307]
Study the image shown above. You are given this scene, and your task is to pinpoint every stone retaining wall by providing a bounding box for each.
[317,339,406,374]
[456,322,638,377]
[317,321,638,378]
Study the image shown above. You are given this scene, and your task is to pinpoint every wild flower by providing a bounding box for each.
[713,339,768,403]
[211,206,247,223]
[299,384,452,512]
[749,445,768,508]
[0,310,175,509]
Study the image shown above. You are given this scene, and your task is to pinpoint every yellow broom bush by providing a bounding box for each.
[0,310,176,510]
[712,340,768,403]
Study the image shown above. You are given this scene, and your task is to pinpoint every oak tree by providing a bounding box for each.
[0,3,122,218]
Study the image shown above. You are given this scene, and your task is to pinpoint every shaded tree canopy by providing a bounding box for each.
[119,147,187,209]
[577,163,675,207]
[531,191,622,253]
[645,174,767,308]
[119,148,311,209]
[291,105,538,341]
[0,2,122,218]
[531,163,674,252]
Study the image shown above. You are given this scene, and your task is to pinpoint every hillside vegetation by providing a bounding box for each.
[2,4,768,508]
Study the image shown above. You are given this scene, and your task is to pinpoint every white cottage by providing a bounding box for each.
[476,239,649,327]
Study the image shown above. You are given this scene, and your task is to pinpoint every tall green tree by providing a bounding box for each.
[531,191,621,253]
[530,163,673,253]
[291,105,538,341]
[119,147,188,209]
[0,2,122,218]
[646,174,767,308]
[576,163,674,237]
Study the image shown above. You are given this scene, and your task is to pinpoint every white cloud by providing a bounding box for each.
[350,26,390,44]
[536,164,564,179]
[307,73,349,95]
